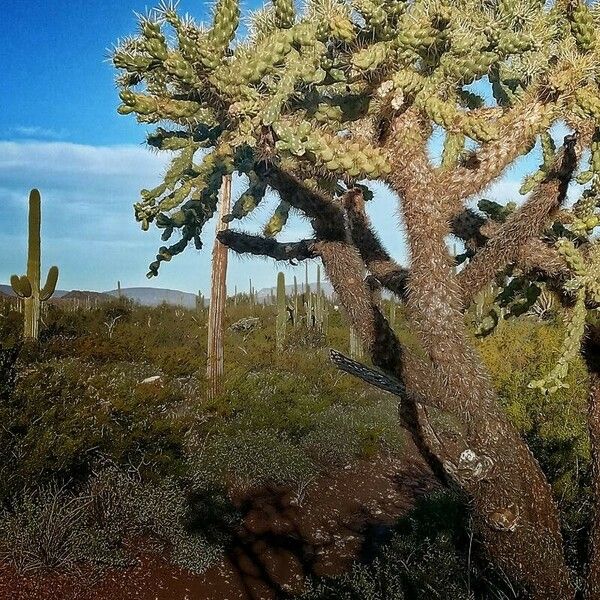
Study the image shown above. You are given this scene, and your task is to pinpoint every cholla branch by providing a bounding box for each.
[342,189,409,300]
[217,230,317,263]
[437,96,559,213]
[459,134,578,306]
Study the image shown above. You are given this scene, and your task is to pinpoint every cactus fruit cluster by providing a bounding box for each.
[10,189,59,340]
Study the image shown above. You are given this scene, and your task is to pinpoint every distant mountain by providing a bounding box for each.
[59,290,113,303]
[106,287,200,308]
[0,284,69,298]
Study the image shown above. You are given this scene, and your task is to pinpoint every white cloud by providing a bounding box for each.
[0,139,584,295]
[9,126,68,140]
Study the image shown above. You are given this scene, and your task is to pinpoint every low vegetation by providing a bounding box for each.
[0,295,591,596]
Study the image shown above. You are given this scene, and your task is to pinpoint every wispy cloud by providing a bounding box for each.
[0,141,320,293]
[9,126,69,140]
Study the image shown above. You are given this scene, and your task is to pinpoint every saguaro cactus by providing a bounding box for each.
[276,271,286,351]
[293,275,299,327]
[206,175,231,399]
[10,189,59,340]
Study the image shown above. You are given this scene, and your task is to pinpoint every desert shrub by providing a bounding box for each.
[146,343,204,378]
[189,427,319,494]
[0,483,93,574]
[84,465,227,574]
[0,358,189,499]
[475,318,589,501]
[0,466,227,576]
[0,307,24,345]
[300,491,520,600]
[302,400,405,465]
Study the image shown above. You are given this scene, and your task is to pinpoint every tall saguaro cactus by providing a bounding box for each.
[206,175,231,399]
[276,271,286,351]
[10,189,59,340]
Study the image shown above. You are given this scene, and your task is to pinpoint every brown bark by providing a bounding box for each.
[384,115,575,598]
[207,175,231,400]
[585,326,600,599]
[459,136,577,306]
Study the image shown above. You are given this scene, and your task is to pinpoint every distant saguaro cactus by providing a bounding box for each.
[293,275,299,327]
[10,189,59,340]
[276,271,286,351]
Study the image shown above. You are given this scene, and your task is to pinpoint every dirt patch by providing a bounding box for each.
[0,444,437,600]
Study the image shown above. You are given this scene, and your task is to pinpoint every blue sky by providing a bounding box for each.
[0,1,569,295]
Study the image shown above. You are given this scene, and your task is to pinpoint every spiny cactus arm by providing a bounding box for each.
[216,229,317,263]
[459,134,578,307]
[342,188,409,300]
[515,239,570,281]
[10,274,32,299]
[262,165,346,240]
[263,200,291,237]
[40,266,59,302]
[436,95,559,212]
[383,107,434,197]
[208,0,240,54]
[530,287,588,394]
[272,0,294,28]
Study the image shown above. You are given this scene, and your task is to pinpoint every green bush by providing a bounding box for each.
[475,318,589,501]
[0,357,189,500]
[0,466,227,576]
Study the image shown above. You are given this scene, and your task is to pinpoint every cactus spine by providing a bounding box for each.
[276,271,287,351]
[10,189,59,340]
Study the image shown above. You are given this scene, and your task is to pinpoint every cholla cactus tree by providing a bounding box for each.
[114,1,600,596]
[10,189,59,340]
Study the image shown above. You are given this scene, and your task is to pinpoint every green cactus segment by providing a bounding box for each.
[264,201,291,237]
[273,121,391,178]
[209,0,240,54]
[10,189,59,340]
[571,1,596,53]
[10,275,32,299]
[40,266,59,302]
[441,132,465,169]
[273,0,295,28]
[519,133,557,195]
[422,96,498,143]
[225,172,267,222]
[276,271,287,351]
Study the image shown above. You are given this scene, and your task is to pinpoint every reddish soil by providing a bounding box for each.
[0,445,437,600]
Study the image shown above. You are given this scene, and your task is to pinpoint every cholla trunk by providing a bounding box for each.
[585,327,600,600]
[399,187,574,599]
[380,110,575,598]
[207,175,231,400]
